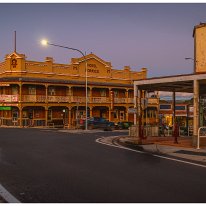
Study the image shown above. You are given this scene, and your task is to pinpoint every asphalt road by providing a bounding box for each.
[0,128,206,203]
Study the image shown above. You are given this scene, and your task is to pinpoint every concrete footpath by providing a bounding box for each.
[117,136,206,165]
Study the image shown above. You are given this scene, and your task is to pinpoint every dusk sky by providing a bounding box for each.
[0,3,206,78]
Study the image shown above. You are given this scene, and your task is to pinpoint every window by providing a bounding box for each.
[114,90,118,98]
[48,87,56,96]
[175,105,186,111]
[160,104,171,110]
[48,109,52,120]
[28,86,36,95]
[12,86,18,95]
[100,89,106,97]
[114,110,118,119]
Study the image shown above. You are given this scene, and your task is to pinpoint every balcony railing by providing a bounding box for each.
[22,95,46,102]
[48,96,70,102]
[0,95,19,102]
[92,97,110,103]
[137,97,159,105]
[127,98,134,104]
[71,96,86,103]
[2,94,135,104]
[147,98,159,104]
[114,98,126,103]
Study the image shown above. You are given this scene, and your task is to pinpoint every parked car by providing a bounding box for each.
[80,117,115,131]
[107,121,116,131]
[116,121,133,130]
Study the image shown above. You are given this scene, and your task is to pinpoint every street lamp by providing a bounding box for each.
[41,39,88,130]
[185,57,197,73]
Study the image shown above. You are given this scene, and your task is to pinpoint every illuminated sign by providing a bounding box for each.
[0,106,11,110]
[0,84,10,87]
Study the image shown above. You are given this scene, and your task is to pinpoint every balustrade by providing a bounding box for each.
[0,95,18,102]
[92,97,110,103]
[127,98,134,103]
[147,98,159,104]
[114,97,126,103]
[48,96,70,102]
[71,96,86,103]
[22,95,46,102]
[0,94,136,105]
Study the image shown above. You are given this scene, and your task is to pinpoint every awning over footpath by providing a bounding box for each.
[134,72,206,94]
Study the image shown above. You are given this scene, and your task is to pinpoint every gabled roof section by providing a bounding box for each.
[6,52,26,59]
[71,53,111,67]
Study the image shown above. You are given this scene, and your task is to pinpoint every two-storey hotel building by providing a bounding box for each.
[0,51,147,128]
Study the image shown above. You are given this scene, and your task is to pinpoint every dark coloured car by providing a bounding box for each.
[117,121,133,130]
[80,117,114,131]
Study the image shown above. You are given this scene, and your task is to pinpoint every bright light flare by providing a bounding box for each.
[41,39,48,46]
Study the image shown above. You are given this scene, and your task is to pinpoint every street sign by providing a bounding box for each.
[128,108,137,114]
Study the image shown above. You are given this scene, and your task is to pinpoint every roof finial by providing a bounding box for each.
[14,31,16,52]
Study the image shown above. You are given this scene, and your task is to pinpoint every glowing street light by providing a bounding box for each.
[41,39,88,130]
[41,39,48,46]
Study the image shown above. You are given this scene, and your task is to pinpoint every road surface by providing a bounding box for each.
[0,128,205,203]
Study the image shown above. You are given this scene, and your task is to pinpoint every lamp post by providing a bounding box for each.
[185,57,197,73]
[41,40,88,130]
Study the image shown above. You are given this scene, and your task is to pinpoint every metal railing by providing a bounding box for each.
[22,95,46,102]
[127,98,134,103]
[1,94,135,104]
[0,118,19,126]
[197,127,206,149]
[48,96,70,102]
[92,97,110,103]
[114,98,126,103]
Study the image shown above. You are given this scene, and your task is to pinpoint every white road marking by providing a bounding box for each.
[152,154,206,168]
[96,137,206,169]
[0,184,20,203]
[95,137,144,154]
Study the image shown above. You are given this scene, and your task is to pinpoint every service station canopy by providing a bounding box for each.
[134,72,206,94]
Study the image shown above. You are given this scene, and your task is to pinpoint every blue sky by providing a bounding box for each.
[0,3,205,78]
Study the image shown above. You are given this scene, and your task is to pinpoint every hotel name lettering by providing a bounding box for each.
[87,64,99,73]
[73,63,100,73]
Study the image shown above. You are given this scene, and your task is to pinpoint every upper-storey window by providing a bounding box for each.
[159,104,171,110]
[28,86,36,95]
[12,85,18,95]
[48,87,56,96]
[100,89,106,97]
[114,90,118,98]
[175,105,186,111]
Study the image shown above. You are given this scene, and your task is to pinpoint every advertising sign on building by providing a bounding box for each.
[0,106,11,110]
[128,108,137,114]
[0,95,18,102]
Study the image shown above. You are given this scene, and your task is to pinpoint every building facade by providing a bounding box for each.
[0,52,147,128]
[133,23,206,143]
[159,101,193,127]
[194,22,206,73]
